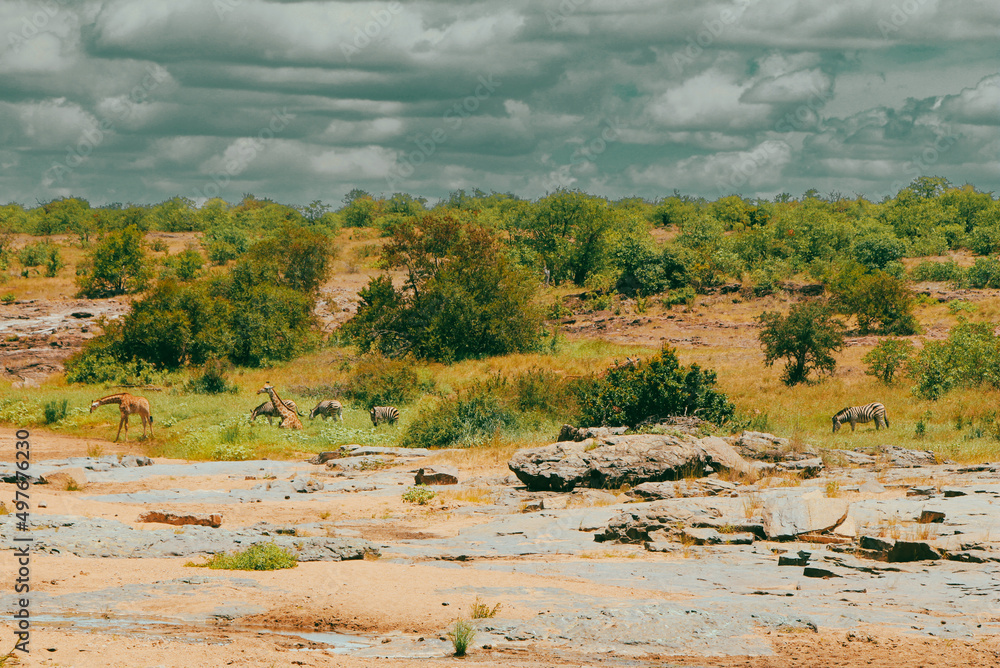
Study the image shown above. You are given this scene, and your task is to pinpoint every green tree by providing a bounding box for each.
[516,189,614,285]
[343,214,544,362]
[76,226,153,298]
[758,300,846,385]
[862,338,914,384]
[829,265,918,335]
[853,232,905,271]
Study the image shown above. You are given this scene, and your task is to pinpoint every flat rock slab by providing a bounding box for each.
[761,491,849,540]
[139,510,223,528]
[509,434,751,492]
[0,515,374,561]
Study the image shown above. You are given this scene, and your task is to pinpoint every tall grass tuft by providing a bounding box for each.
[470,597,502,619]
[448,617,476,656]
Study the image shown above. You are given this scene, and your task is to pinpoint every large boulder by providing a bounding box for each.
[508,434,751,492]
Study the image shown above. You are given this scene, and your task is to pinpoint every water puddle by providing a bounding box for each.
[33,614,373,652]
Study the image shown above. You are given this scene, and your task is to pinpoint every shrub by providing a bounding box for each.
[185,359,238,394]
[196,542,297,570]
[470,597,502,619]
[18,241,62,278]
[345,354,419,407]
[966,257,1000,289]
[853,233,905,271]
[43,399,69,424]
[205,225,250,265]
[862,338,914,384]
[76,226,153,297]
[909,321,1000,399]
[511,366,576,415]
[910,261,966,284]
[758,300,846,385]
[402,486,436,505]
[402,382,518,448]
[161,247,204,282]
[576,346,734,427]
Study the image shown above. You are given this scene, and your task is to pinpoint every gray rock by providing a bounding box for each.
[761,492,849,539]
[825,449,877,466]
[138,510,222,528]
[509,434,751,492]
[290,476,324,493]
[907,485,936,497]
[858,480,886,494]
[414,467,458,485]
[883,446,939,468]
[627,478,737,501]
[775,458,824,478]
[557,424,629,442]
[942,487,967,498]
[120,455,153,467]
[857,535,942,562]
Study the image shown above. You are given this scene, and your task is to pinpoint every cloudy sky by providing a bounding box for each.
[0,0,997,207]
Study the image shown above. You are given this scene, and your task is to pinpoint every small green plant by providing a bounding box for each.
[185,359,238,394]
[1,293,15,304]
[401,486,436,505]
[825,480,840,498]
[191,542,297,570]
[947,300,977,316]
[470,597,502,619]
[448,617,476,657]
[915,417,928,439]
[150,238,169,253]
[43,398,69,424]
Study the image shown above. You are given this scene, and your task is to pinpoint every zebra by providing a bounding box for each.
[832,402,889,433]
[250,399,301,425]
[369,406,399,427]
[309,399,343,421]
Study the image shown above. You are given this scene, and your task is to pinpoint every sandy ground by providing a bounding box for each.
[1,430,999,667]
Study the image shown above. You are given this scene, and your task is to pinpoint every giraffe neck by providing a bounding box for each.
[96,394,125,406]
[266,388,292,415]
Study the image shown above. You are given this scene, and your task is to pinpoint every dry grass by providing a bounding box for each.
[742,492,763,519]
[437,486,500,506]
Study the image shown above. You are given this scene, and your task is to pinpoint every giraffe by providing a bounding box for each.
[257,383,302,429]
[90,393,153,442]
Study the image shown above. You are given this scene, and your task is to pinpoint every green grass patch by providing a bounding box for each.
[189,542,297,570]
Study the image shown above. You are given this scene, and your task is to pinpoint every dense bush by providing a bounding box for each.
[862,338,914,384]
[160,247,204,282]
[185,359,238,394]
[853,232,905,271]
[345,354,419,407]
[402,380,518,448]
[910,260,966,284]
[76,226,153,298]
[758,300,846,385]
[966,257,1000,289]
[575,346,734,428]
[910,321,1000,399]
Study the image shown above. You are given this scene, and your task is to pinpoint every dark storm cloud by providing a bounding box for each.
[0,0,997,206]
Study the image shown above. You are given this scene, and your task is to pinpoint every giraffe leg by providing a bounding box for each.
[115,415,125,442]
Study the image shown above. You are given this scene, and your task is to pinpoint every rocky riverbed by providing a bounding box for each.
[1,430,999,667]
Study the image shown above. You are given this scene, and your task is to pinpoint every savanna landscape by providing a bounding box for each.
[1,183,1000,666]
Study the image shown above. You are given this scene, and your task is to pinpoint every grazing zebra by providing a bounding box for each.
[309,399,343,421]
[832,402,889,433]
[369,406,399,427]
[250,399,300,425]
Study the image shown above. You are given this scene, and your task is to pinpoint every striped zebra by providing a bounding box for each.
[369,406,399,427]
[832,402,889,433]
[309,399,343,421]
[250,399,300,425]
